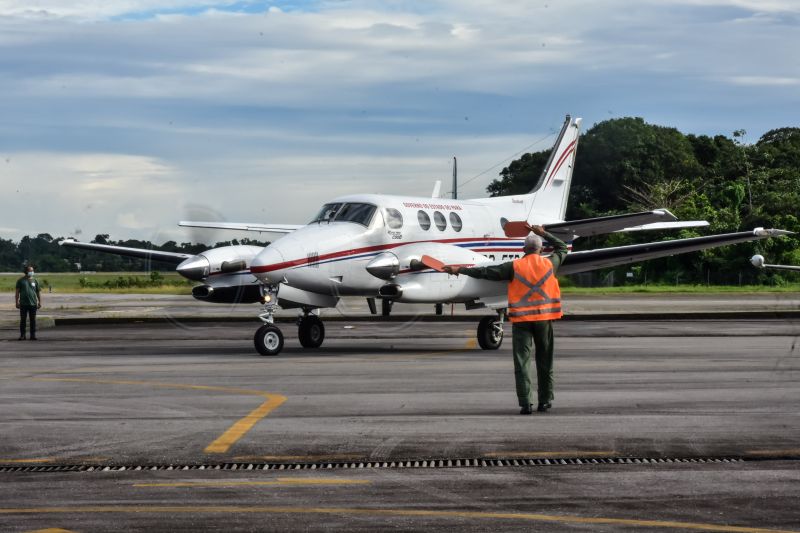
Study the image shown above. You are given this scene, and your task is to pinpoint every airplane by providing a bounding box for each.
[750,255,800,271]
[62,115,792,356]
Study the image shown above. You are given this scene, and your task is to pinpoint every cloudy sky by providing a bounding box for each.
[1,0,798,244]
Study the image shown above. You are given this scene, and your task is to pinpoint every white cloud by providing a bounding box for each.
[0,1,798,242]
[0,1,248,20]
[727,76,800,86]
[0,152,186,240]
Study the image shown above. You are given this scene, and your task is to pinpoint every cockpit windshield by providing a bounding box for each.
[311,202,377,227]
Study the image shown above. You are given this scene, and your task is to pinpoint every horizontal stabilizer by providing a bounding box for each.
[559,228,793,275]
[179,221,303,234]
[60,239,192,265]
[546,210,681,239]
[617,220,709,232]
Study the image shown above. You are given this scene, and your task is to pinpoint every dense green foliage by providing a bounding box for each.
[0,234,269,273]
[488,117,800,285]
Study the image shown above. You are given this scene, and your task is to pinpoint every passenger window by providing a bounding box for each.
[433,211,447,231]
[449,212,463,232]
[386,208,404,229]
[417,210,431,231]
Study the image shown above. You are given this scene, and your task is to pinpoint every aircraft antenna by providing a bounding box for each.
[452,157,457,199]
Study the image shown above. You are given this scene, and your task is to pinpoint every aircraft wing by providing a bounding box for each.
[558,228,793,275]
[545,210,707,239]
[178,221,303,234]
[61,239,192,265]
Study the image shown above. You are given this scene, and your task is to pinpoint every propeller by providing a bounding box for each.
[183,203,228,247]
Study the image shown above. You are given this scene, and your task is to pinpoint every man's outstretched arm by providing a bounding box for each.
[445,261,514,281]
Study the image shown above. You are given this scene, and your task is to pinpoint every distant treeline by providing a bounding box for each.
[1,235,270,272]
[4,117,799,284]
[488,117,800,285]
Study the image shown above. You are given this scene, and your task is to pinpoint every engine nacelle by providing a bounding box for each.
[377,242,505,304]
[177,245,263,281]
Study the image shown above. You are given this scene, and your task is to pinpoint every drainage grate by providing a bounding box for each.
[0,454,783,474]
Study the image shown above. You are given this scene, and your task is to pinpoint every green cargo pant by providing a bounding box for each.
[511,321,555,407]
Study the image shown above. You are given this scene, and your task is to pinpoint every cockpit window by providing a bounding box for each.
[311,202,376,227]
[335,203,376,226]
[312,203,342,223]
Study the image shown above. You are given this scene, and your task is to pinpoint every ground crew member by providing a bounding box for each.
[15,265,42,340]
[444,225,568,414]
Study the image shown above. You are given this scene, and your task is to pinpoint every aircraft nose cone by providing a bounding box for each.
[250,246,287,283]
[176,255,210,281]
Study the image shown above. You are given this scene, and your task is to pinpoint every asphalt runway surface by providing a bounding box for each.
[1,319,799,532]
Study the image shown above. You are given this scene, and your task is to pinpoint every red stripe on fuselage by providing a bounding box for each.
[251,238,522,274]
[251,240,572,274]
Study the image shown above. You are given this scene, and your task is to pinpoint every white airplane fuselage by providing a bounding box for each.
[249,193,557,303]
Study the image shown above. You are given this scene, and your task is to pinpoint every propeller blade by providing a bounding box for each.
[503,220,534,238]
[183,203,227,246]
[420,254,446,272]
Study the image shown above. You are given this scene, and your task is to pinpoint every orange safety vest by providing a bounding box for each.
[507,254,562,322]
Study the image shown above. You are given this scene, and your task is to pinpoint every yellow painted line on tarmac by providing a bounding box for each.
[746,449,800,457]
[233,454,363,462]
[134,478,371,488]
[0,458,57,464]
[30,377,286,454]
[0,505,796,532]
[484,450,617,458]
[24,529,78,533]
[1,456,112,465]
[376,337,484,362]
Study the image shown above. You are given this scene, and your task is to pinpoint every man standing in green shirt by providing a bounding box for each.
[15,265,42,340]
[444,225,569,414]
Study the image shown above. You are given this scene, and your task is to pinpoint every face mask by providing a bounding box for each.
[27,271,34,277]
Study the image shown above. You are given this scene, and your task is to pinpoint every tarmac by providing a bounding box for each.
[0,294,799,531]
[0,292,799,325]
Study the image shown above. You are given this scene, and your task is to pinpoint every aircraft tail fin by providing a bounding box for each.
[526,115,582,222]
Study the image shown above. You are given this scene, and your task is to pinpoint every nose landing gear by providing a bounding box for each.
[253,285,327,355]
[255,284,283,356]
[254,324,284,356]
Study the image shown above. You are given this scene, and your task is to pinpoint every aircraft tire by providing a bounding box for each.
[477,316,503,350]
[298,316,325,348]
[254,324,284,356]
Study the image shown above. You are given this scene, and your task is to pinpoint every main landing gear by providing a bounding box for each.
[253,285,326,356]
[298,313,325,348]
[477,311,505,350]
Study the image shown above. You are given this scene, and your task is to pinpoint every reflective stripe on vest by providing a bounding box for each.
[507,254,563,322]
